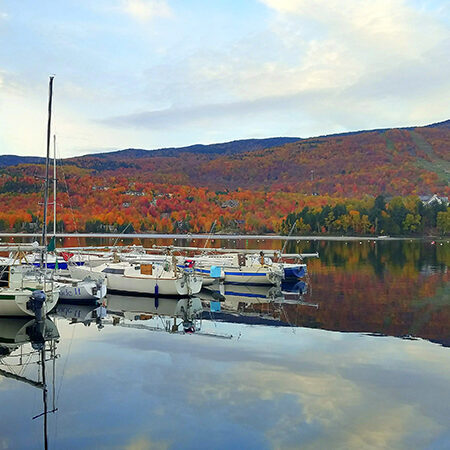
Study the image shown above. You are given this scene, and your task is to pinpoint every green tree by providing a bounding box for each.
[437,209,450,235]
[402,213,421,233]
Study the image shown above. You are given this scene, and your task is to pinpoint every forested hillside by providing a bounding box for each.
[0,121,448,235]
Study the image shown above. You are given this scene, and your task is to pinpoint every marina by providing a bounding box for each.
[1,4,449,447]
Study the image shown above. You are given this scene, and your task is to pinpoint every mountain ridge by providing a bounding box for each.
[0,137,301,167]
[1,119,448,197]
[1,118,448,167]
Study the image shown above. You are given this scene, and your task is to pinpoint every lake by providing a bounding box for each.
[0,238,449,449]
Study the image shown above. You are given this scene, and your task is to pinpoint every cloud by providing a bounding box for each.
[124,436,170,450]
[120,0,172,22]
[2,0,449,157]
[259,0,447,57]
[100,91,323,129]
[99,0,448,139]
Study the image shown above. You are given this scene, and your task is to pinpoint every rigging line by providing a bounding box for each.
[112,222,133,248]
[285,305,297,334]
[0,264,9,282]
[207,309,217,327]
[52,342,56,412]
[306,271,313,297]
[58,155,81,247]
[281,221,297,256]
[203,220,217,249]
[19,351,34,377]
[56,323,76,403]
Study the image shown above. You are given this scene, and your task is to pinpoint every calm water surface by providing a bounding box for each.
[0,238,449,449]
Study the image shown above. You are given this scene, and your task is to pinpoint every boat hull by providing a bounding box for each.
[194,266,277,285]
[283,264,307,280]
[70,263,202,296]
[58,280,107,303]
[0,289,59,317]
[106,273,201,296]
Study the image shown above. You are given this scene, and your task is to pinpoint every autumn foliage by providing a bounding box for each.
[0,121,448,235]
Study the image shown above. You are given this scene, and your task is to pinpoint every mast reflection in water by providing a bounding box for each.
[0,317,59,450]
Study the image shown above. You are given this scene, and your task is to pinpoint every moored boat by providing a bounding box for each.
[56,275,107,303]
[71,261,202,296]
[0,265,59,317]
[193,253,284,285]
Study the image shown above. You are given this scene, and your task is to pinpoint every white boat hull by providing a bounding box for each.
[194,265,279,285]
[0,289,59,317]
[58,280,107,302]
[106,272,201,296]
[72,263,202,296]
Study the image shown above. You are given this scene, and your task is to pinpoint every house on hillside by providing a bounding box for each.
[125,190,145,196]
[221,199,240,209]
[92,186,109,191]
[419,194,449,206]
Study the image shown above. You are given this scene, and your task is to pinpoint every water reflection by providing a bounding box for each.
[0,317,59,449]
[0,238,448,449]
[33,236,450,347]
[54,303,107,329]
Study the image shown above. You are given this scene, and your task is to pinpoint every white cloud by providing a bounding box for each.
[121,0,172,22]
[1,0,448,156]
[156,0,449,132]
[260,0,446,57]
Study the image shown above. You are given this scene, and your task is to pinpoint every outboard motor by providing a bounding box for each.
[26,290,46,322]
[26,320,45,350]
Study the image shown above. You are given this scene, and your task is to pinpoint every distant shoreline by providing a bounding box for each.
[0,233,446,242]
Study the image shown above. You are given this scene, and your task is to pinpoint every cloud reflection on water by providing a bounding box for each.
[0,318,449,449]
[54,320,450,449]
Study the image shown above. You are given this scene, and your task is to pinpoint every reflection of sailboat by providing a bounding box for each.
[201,284,283,318]
[53,302,107,328]
[0,316,59,450]
[200,283,318,323]
[106,294,203,333]
[106,294,199,317]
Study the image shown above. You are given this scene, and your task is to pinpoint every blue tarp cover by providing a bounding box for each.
[210,301,221,312]
[210,266,221,278]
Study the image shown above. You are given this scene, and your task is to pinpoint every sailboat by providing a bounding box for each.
[0,76,60,317]
[71,256,203,297]
[0,82,105,306]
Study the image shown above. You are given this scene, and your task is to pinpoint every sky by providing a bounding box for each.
[0,0,449,157]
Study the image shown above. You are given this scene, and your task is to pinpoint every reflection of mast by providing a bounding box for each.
[35,343,58,450]
[0,318,59,450]
[32,323,58,450]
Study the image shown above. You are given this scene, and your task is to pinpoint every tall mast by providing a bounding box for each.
[53,134,57,237]
[41,76,54,267]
